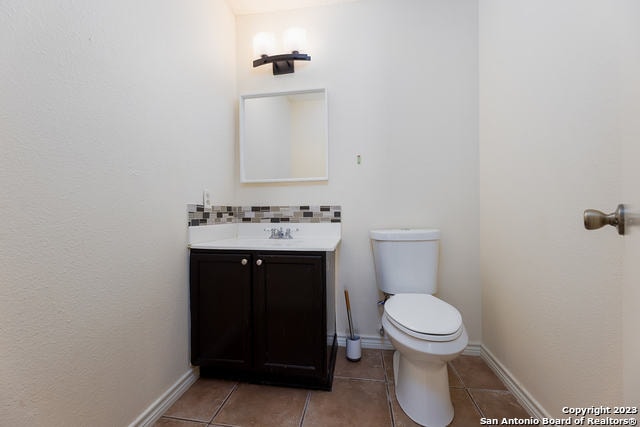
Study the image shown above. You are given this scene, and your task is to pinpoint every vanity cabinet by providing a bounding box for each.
[189,249,337,390]
[189,252,253,370]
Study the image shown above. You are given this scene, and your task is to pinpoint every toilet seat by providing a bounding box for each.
[384,294,462,342]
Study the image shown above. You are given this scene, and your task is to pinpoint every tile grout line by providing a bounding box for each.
[448,361,464,388]
[379,349,396,427]
[384,381,397,427]
[208,421,238,427]
[449,358,506,419]
[467,387,512,393]
[333,375,386,382]
[159,415,208,424]
[298,391,312,427]
[465,388,486,420]
[207,382,240,425]
[452,358,490,420]
[449,358,490,420]
[452,356,525,420]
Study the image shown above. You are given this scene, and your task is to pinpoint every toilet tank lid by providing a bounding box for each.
[370,228,440,241]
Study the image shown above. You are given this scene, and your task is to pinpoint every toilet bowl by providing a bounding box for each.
[382,293,468,427]
[370,229,468,427]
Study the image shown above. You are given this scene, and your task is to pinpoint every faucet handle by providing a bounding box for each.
[264,227,278,239]
[284,227,300,239]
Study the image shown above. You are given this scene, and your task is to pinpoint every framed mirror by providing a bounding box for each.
[239,88,328,183]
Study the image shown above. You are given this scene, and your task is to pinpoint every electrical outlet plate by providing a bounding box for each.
[203,190,211,209]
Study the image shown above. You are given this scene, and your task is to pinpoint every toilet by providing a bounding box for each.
[370,228,468,427]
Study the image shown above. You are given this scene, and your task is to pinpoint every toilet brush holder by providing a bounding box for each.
[346,336,361,362]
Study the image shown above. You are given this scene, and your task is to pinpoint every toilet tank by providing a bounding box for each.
[370,229,440,295]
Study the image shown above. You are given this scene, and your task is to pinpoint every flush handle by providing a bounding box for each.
[583,204,625,235]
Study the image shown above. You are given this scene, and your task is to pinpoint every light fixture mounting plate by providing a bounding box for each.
[253,52,311,75]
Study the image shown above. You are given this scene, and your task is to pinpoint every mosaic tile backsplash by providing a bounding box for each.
[188,205,341,226]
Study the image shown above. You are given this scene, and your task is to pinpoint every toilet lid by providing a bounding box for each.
[384,294,462,336]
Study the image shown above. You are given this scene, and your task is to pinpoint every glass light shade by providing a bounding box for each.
[283,28,307,53]
[253,32,276,57]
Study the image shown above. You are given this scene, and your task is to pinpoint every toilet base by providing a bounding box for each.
[393,350,453,427]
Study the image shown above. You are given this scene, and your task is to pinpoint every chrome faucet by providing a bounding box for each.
[265,227,298,239]
[270,227,284,239]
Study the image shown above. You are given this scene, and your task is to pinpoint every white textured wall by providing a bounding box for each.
[480,0,637,415]
[0,1,235,425]
[234,0,481,344]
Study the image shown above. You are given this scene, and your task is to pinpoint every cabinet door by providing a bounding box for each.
[253,253,325,378]
[190,251,252,369]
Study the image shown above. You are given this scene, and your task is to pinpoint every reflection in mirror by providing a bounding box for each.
[240,89,328,183]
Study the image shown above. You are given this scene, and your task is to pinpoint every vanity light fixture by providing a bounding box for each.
[252,28,311,75]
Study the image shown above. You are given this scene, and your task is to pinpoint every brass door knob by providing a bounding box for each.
[583,204,625,235]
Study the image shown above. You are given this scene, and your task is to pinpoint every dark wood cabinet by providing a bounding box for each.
[190,249,337,390]
[189,252,253,370]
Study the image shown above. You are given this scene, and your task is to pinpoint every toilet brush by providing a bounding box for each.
[344,289,362,362]
[344,290,355,340]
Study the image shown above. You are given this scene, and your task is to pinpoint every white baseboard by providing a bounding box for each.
[462,342,482,356]
[337,333,395,350]
[480,345,549,420]
[337,334,483,356]
[129,367,199,427]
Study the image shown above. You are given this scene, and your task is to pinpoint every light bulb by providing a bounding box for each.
[253,32,276,57]
[283,28,307,53]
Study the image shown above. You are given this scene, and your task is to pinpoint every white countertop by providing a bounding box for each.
[188,223,341,252]
[189,237,340,251]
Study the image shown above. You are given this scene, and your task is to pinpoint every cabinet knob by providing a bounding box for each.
[241,258,248,266]
[256,259,263,266]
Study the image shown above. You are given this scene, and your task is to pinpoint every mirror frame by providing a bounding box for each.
[239,88,329,183]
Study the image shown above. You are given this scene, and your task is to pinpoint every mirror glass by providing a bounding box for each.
[240,88,328,183]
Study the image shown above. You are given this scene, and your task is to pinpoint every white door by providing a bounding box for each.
[620,18,640,401]
[480,0,640,415]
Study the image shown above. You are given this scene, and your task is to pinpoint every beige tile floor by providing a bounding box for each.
[154,349,530,427]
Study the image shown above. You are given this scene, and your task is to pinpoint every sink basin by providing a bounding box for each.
[188,223,341,252]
